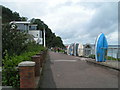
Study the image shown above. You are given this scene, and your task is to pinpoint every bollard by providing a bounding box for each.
[18,61,35,89]
[31,55,41,76]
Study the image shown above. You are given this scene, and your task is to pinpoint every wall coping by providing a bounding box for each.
[18,61,35,67]
[32,55,40,58]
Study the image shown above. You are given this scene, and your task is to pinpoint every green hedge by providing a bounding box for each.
[106,56,119,61]
[88,54,95,59]
[2,45,46,87]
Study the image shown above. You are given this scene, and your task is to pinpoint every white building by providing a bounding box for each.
[29,29,43,44]
[10,21,43,44]
[10,21,30,32]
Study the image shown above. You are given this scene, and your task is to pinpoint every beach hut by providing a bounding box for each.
[67,45,71,55]
[95,33,108,62]
[84,44,92,57]
[73,43,79,56]
[76,43,79,56]
[70,43,74,56]
[77,43,84,56]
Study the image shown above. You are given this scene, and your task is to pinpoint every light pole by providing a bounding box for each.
[43,27,46,47]
[42,23,46,47]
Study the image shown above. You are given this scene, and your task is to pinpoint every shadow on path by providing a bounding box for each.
[39,52,56,88]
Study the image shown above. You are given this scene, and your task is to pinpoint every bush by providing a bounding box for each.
[106,56,118,60]
[88,54,95,59]
[2,45,46,87]
[2,24,28,57]
[2,24,47,87]
[88,54,119,61]
[59,49,65,53]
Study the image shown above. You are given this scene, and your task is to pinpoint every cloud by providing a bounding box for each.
[83,2,118,44]
[42,2,118,45]
[107,31,118,45]
[1,1,118,45]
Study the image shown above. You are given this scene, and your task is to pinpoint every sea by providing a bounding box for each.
[107,45,120,59]
[91,45,120,59]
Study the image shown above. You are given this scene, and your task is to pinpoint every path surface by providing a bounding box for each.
[40,51,118,88]
[0,67,1,86]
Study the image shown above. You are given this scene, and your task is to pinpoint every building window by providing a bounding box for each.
[29,26,37,30]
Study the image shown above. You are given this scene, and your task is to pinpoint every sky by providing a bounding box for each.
[0,0,119,45]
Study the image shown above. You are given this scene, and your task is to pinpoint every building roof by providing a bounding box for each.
[10,21,31,24]
[30,24,37,26]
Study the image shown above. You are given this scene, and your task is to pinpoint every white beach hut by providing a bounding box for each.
[77,43,84,56]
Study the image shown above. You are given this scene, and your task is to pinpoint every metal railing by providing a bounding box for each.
[107,47,120,60]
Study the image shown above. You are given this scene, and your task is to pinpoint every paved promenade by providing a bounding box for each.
[86,59,120,71]
[40,51,118,88]
[0,67,1,86]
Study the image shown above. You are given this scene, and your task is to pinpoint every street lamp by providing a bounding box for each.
[42,23,46,47]
[43,27,46,47]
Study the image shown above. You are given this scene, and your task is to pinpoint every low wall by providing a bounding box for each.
[18,50,47,89]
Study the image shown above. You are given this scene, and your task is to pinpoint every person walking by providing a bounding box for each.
[58,48,60,53]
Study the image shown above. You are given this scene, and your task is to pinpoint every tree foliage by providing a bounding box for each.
[2,5,13,24]
[2,5,27,24]
[2,24,28,57]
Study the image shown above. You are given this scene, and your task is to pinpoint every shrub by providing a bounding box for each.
[88,54,119,61]
[88,54,95,59]
[2,24,28,57]
[106,56,118,60]
[2,45,46,87]
[2,24,47,87]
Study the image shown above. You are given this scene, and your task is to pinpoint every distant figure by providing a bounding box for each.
[58,48,60,53]
[54,48,56,52]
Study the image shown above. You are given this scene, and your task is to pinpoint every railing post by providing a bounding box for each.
[18,61,35,89]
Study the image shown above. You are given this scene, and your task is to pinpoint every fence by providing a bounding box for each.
[107,47,120,59]
[89,46,120,60]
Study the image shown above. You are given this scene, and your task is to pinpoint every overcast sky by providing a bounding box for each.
[1,0,119,45]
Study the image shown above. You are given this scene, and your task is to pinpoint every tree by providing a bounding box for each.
[12,12,21,21]
[20,17,28,21]
[2,5,27,24]
[30,18,45,30]
[2,5,13,24]
[2,24,28,57]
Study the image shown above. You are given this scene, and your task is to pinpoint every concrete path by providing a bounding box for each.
[40,51,118,88]
[0,67,1,86]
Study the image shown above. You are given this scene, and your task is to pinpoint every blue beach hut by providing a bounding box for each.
[95,33,108,62]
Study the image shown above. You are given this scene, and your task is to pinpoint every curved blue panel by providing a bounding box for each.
[95,33,108,62]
